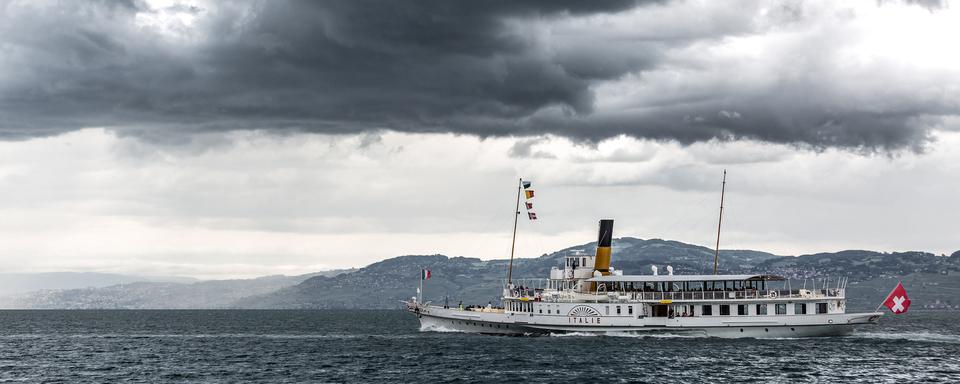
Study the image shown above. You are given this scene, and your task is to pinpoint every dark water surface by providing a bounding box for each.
[0,310,958,383]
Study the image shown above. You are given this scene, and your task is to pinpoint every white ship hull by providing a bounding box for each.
[411,305,881,338]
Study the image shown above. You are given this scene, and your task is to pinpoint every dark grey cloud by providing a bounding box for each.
[0,0,956,150]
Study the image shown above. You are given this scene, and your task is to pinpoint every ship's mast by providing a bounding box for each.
[713,170,727,275]
[506,178,522,285]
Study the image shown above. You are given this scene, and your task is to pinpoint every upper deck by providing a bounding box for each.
[507,272,847,303]
[586,274,785,283]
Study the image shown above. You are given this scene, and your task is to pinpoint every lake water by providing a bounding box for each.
[0,310,957,382]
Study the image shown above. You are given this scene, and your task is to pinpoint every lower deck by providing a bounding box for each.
[410,303,881,338]
[417,313,865,338]
[504,297,847,318]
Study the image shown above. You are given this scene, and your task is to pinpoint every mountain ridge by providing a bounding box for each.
[235,239,958,310]
[3,239,957,310]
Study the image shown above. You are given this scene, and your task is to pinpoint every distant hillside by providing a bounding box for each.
[0,272,197,296]
[0,270,354,309]
[846,273,960,311]
[238,241,960,310]
[4,242,956,310]
[753,250,960,280]
[234,237,781,309]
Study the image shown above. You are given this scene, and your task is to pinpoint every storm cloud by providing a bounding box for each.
[1,0,958,150]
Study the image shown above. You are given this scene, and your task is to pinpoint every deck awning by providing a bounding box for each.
[586,274,785,283]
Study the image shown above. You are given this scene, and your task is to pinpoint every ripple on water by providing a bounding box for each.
[0,310,957,383]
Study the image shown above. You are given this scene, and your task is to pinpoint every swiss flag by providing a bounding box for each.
[882,281,910,315]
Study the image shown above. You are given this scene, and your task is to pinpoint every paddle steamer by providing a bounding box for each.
[406,177,882,337]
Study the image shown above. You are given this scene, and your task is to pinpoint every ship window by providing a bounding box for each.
[616,306,621,315]
[702,305,713,316]
[720,305,730,316]
[605,306,610,315]
[817,303,828,314]
[776,304,787,315]
[756,304,768,315]
[795,303,807,315]
[628,306,634,315]
[737,305,746,316]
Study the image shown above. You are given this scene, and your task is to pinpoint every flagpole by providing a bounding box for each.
[713,169,726,275]
[507,178,522,286]
[875,280,900,313]
[418,268,423,304]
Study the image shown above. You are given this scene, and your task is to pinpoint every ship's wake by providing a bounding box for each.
[550,331,707,339]
[419,324,466,333]
[548,332,599,337]
[848,331,960,344]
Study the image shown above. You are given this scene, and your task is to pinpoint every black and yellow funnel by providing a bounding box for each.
[594,219,614,276]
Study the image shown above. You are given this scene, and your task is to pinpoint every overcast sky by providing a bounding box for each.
[0,0,957,279]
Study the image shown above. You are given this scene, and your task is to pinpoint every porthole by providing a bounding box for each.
[791,328,795,331]
[740,328,744,332]
[765,328,769,332]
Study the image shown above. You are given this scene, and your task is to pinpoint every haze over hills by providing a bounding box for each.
[0,272,197,297]
[0,269,355,309]
[3,241,957,310]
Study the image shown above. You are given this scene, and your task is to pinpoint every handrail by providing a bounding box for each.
[534,288,845,303]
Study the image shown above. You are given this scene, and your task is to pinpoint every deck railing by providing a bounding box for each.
[624,289,844,302]
[529,288,844,303]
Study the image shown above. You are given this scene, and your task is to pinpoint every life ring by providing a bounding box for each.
[768,290,778,299]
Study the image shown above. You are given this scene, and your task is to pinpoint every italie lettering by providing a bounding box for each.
[568,317,602,324]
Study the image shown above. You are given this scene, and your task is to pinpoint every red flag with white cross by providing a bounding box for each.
[881,281,910,315]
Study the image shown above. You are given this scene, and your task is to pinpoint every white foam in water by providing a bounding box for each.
[607,331,708,339]
[549,332,599,337]
[850,332,960,344]
[420,324,467,333]
[550,331,706,338]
